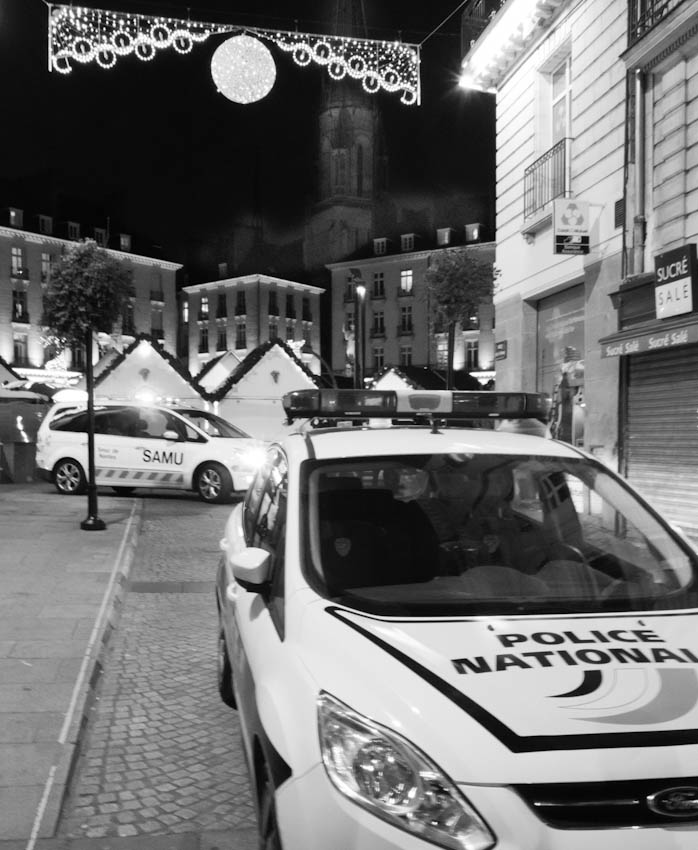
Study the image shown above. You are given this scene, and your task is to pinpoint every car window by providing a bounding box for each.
[175,409,249,438]
[50,410,89,432]
[301,454,698,617]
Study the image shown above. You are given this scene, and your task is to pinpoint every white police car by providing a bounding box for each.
[216,388,698,850]
[35,402,267,503]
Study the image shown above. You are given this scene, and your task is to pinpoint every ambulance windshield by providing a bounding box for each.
[303,454,698,616]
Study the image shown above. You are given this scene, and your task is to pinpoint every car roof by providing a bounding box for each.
[283,424,582,462]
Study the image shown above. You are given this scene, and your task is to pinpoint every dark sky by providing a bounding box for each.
[0,0,494,275]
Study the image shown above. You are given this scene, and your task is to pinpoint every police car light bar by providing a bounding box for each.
[282,389,549,421]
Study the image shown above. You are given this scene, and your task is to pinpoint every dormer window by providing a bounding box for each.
[400,233,415,252]
[94,227,107,247]
[436,227,453,246]
[68,221,80,241]
[218,262,228,279]
[119,233,131,252]
[465,223,482,243]
[9,208,23,228]
[373,238,387,256]
[39,215,53,235]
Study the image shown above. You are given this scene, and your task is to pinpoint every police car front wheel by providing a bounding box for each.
[195,462,233,503]
[53,458,87,495]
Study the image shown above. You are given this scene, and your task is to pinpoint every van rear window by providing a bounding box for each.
[50,411,89,432]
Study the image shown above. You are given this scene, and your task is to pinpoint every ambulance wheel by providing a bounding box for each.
[53,458,87,495]
[112,486,135,495]
[196,462,233,503]
[216,625,236,708]
[257,760,282,850]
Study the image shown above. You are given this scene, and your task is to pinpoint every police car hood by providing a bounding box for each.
[300,602,698,783]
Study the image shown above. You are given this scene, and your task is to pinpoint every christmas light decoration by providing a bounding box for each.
[47,4,421,105]
[211,34,276,104]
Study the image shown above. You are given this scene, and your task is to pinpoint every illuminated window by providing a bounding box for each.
[11,246,26,277]
[12,289,28,322]
[435,336,448,367]
[181,300,189,323]
[399,269,413,294]
[199,295,209,320]
[9,208,23,228]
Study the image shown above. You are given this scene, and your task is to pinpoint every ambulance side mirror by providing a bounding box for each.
[231,547,271,592]
[162,429,181,441]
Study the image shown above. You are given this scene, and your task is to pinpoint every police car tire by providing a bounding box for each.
[53,458,87,495]
[258,761,282,850]
[196,462,233,503]
[217,626,237,708]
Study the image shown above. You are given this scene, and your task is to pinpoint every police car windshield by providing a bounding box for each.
[303,454,698,616]
[174,409,249,439]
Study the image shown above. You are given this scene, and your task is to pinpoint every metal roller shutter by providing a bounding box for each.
[625,346,698,535]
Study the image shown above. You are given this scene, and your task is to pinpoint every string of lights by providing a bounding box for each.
[47,4,421,105]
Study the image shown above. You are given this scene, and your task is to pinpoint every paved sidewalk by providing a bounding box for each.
[0,484,141,846]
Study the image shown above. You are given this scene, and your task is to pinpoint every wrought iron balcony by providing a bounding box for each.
[628,0,686,47]
[523,138,571,219]
[10,266,28,279]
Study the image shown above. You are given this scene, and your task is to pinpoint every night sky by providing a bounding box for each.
[0,0,495,278]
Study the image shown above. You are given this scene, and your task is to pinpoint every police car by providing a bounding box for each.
[35,402,267,503]
[216,388,698,850]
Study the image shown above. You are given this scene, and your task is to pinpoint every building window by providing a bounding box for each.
[345,310,355,333]
[9,208,23,228]
[373,346,384,370]
[269,291,279,316]
[269,318,278,339]
[436,227,452,246]
[94,227,107,247]
[11,246,26,277]
[236,322,247,350]
[286,293,296,318]
[71,341,84,370]
[285,319,295,340]
[372,272,385,298]
[465,339,479,371]
[400,305,413,333]
[373,238,387,256]
[236,290,246,315]
[435,336,448,367]
[181,300,189,324]
[401,234,414,252]
[41,252,52,284]
[399,269,413,295]
[12,289,28,323]
[217,328,227,351]
[218,262,228,279]
[199,295,209,320]
[302,320,312,340]
[122,301,135,335]
[68,221,80,240]
[198,327,209,353]
[302,297,312,321]
[119,233,131,252]
[372,310,385,336]
[217,293,227,318]
[38,215,53,235]
[551,54,572,145]
[345,280,356,301]
[400,345,412,366]
[151,306,164,340]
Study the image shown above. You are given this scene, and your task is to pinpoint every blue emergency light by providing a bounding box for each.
[282,389,549,422]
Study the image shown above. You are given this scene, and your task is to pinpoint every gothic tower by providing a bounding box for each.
[303,0,386,273]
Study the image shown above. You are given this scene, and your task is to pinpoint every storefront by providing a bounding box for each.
[600,246,698,535]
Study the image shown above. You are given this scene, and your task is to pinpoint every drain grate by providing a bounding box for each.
[129,580,215,594]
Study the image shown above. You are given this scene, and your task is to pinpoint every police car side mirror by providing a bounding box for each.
[162,429,181,441]
[230,547,272,592]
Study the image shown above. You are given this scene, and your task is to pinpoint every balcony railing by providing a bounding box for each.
[523,138,571,219]
[370,327,386,339]
[12,309,29,323]
[397,324,414,336]
[11,266,28,279]
[150,290,165,302]
[628,0,686,47]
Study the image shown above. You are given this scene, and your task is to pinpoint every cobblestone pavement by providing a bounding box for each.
[57,493,257,841]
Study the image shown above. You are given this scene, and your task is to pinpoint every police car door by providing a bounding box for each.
[228,450,288,743]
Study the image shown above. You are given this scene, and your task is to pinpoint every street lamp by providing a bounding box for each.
[354,283,366,389]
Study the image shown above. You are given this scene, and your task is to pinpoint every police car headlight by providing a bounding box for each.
[318,693,495,850]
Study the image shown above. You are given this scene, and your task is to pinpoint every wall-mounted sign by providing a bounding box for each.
[553,199,590,255]
[495,340,507,361]
[600,321,698,358]
[654,244,697,319]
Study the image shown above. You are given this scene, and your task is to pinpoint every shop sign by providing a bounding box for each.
[654,244,697,319]
[601,323,698,357]
[495,340,507,361]
[553,200,590,255]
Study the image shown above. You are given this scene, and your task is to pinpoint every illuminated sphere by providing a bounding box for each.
[210,34,276,104]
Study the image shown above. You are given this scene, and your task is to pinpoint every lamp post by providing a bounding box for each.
[354,283,366,389]
[80,327,105,531]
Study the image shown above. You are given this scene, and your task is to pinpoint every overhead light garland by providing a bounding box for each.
[47,4,421,105]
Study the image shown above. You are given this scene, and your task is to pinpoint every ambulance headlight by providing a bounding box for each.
[318,693,495,850]
[233,445,266,470]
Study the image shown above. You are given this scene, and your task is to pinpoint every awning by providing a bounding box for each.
[599,315,698,357]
